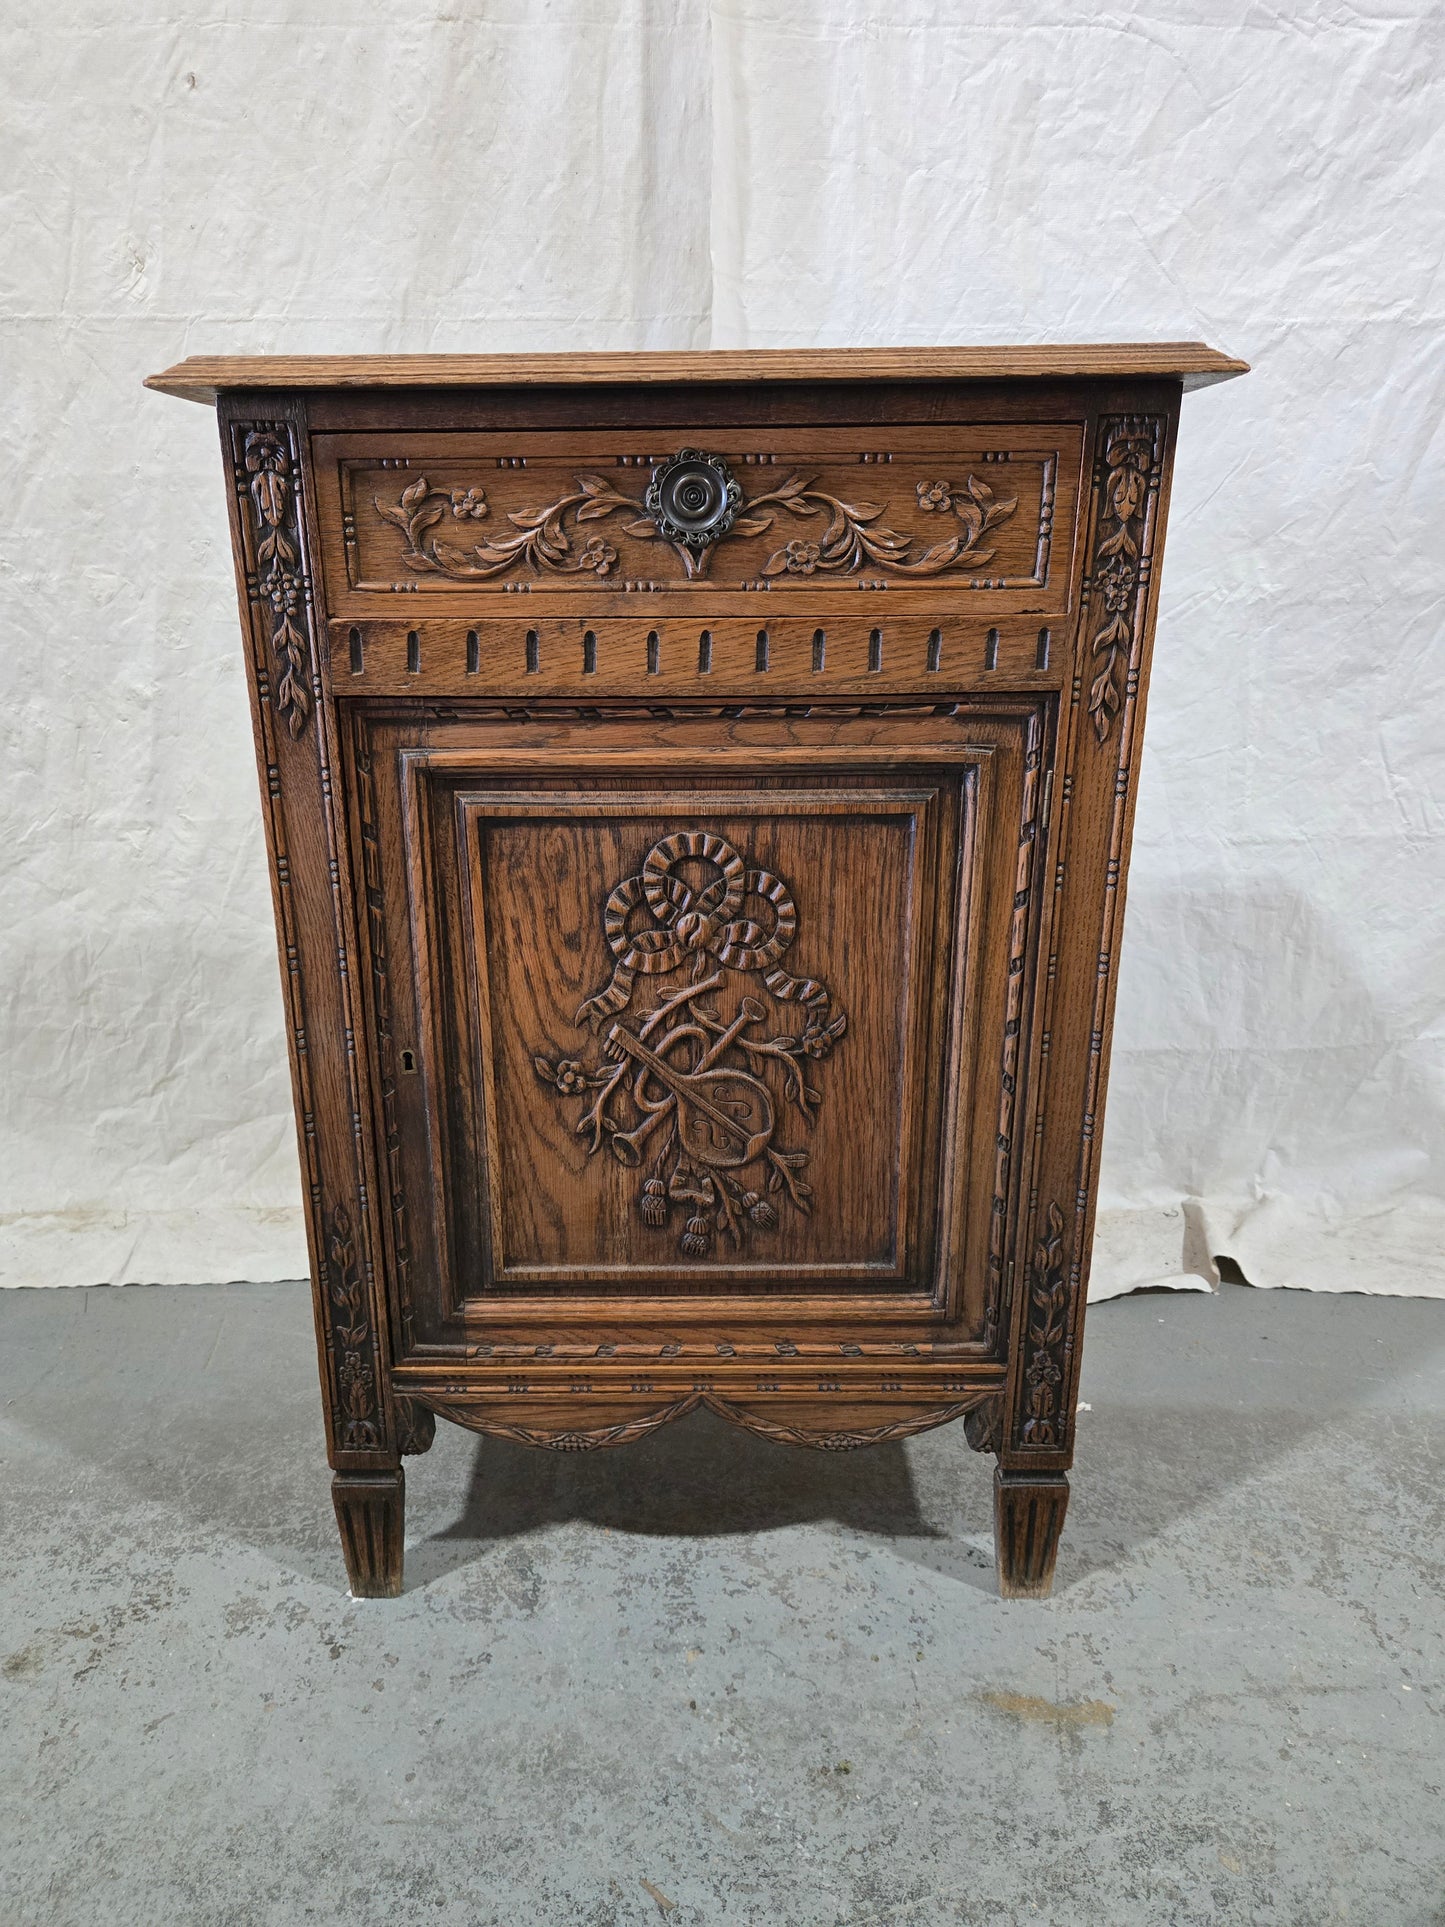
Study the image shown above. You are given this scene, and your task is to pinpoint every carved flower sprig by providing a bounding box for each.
[729,1008,848,1115]
[533,1054,612,1099]
[1021,1202,1069,1446]
[376,463,1021,584]
[243,428,311,738]
[1087,420,1158,744]
[914,474,1019,556]
[752,470,1017,578]
[326,1203,378,1450]
[376,473,646,578]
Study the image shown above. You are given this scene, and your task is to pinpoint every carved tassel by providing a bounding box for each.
[680,1215,710,1258]
[640,1178,667,1227]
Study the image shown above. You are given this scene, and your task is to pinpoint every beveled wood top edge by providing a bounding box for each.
[144,343,1249,404]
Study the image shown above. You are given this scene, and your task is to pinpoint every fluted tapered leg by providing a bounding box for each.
[994,1469,1068,1599]
[332,1469,405,1597]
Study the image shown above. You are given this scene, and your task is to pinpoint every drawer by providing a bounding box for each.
[312,424,1085,621]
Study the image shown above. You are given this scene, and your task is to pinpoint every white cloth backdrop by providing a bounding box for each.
[2,0,1442,1296]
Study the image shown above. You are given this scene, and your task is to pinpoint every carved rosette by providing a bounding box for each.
[1085,416,1163,745]
[238,426,313,739]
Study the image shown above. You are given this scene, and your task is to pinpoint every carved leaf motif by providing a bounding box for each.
[375,458,1023,584]
[1109,467,1145,522]
[252,470,286,527]
[1087,418,1159,747]
[1020,1200,1070,1446]
[1098,523,1137,560]
[1090,657,1123,742]
[238,425,312,740]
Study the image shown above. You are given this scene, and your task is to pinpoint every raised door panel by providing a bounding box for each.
[348,700,1050,1356]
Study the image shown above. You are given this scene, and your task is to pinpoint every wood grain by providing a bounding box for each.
[166,351,1237,1598]
[145,343,1248,404]
[313,424,1075,609]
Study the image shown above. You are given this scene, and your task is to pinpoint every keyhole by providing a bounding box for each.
[400,1049,417,1073]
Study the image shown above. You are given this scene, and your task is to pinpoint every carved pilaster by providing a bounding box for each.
[237,426,313,740]
[1083,416,1165,747]
[1018,1202,1070,1449]
[1005,411,1170,1467]
[352,716,416,1354]
[985,706,1045,1354]
[223,406,392,1473]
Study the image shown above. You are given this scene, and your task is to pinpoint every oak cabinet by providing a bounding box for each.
[146,345,1245,1597]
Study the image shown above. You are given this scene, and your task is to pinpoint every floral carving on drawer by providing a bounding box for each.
[532,830,847,1262]
[330,432,1073,594]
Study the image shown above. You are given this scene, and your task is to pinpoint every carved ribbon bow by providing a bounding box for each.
[575,831,827,1032]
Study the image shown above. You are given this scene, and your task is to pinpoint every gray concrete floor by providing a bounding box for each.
[1,1281,1442,1927]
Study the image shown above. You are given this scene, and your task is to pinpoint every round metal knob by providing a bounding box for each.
[645,449,743,549]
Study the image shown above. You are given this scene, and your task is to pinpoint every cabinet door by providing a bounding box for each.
[349,698,1050,1356]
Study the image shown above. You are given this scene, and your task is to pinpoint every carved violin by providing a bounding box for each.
[605,1023,774,1169]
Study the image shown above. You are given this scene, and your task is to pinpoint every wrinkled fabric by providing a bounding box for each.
[1,1,1441,1294]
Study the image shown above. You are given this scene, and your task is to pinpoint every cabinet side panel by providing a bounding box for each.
[1003,398,1182,1471]
[218,397,395,1470]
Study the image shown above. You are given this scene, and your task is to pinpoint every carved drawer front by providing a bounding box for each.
[350,699,1049,1354]
[314,425,1084,646]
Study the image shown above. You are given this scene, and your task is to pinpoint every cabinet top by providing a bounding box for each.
[144,342,1247,404]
